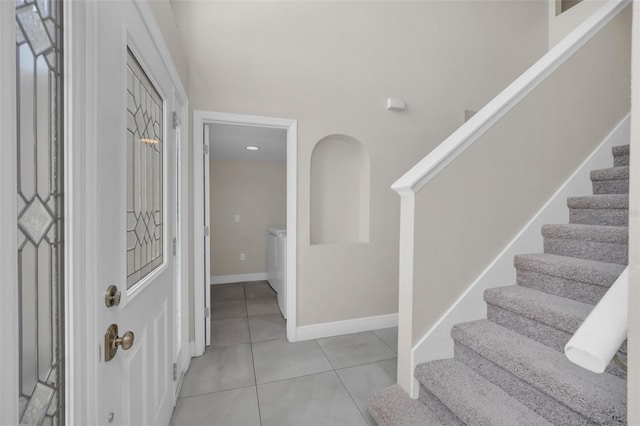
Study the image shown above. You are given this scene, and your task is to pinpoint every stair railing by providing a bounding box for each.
[565,267,628,373]
[391,0,630,397]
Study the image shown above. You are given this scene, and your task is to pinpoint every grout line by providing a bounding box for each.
[333,369,371,425]
[371,328,398,354]
[178,384,257,401]
[315,337,337,371]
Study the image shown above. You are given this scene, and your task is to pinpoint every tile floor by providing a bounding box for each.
[170,281,398,426]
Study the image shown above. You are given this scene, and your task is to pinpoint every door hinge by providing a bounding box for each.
[172,111,179,129]
[173,363,178,381]
[204,226,210,237]
[172,237,177,256]
[205,307,210,318]
[203,144,209,156]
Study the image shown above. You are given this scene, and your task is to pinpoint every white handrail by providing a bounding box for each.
[565,267,628,373]
[391,0,630,194]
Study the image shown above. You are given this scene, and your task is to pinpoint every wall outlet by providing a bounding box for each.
[234,214,240,223]
[240,253,246,261]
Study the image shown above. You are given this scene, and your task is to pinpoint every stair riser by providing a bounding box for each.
[453,342,601,426]
[487,304,571,352]
[569,208,628,226]
[614,155,629,167]
[417,386,464,426]
[516,268,607,305]
[592,180,629,195]
[543,238,627,265]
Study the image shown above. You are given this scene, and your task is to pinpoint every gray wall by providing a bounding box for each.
[173,1,548,327]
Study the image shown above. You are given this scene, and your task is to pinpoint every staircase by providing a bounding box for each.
[370,144,629,425]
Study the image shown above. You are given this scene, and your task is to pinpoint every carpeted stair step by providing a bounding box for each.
[591,166,629,194]
[568,194,628,226]
[369,384,442,426]
[542,223,627,265]
[483,285,627,378]
[452,320,626,425]
[484,285,590,352]
[415,359,553,426]
[612,144,629,167]
[514,253,625,304]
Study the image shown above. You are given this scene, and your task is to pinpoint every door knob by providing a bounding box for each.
[104,324,135,362]
[104,285,121,307]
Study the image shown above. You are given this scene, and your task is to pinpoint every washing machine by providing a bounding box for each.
[276,231,287,318]
[267,227,286,293]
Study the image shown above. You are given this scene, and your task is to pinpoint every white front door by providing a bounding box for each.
[95,2,177,424]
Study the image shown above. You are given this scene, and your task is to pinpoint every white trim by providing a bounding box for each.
[296,314,398,342]
[391,0,630,194]
[65,1,99,423]
[211,273,269,285]
[396,191,418,398]
[193,111,298,353]
[0,2,19,422]
[405,115,630,398]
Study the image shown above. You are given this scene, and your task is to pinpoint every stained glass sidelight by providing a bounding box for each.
[126,48,164,288]
[15,0,64,424]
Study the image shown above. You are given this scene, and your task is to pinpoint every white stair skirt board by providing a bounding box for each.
[211,273,269,285]
[296,313,398,341]
[410,114,630,398]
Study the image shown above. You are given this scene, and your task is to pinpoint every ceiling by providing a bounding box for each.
[208,123,287,162]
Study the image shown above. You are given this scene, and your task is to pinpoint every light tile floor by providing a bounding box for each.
[170,281,398,426]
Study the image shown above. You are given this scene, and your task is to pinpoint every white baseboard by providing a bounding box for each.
[412,115,630,372]
[296,313,398,341]
[211,272,268,285]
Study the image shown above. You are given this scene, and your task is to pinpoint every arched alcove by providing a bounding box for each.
[310,134,370,245]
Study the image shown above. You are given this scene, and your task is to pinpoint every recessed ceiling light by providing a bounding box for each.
[245,146,260,151]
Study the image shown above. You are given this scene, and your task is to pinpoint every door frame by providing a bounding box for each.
[63,1,190,423]
[0,0,20,422]
[193,110,298,355]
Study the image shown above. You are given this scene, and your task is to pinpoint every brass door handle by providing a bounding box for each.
[104,324,135,362]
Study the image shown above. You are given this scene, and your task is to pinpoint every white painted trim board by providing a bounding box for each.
[0,2,19,422]
[407,115,630,398]
[296,314,398,342]
[211,273,269,285]
[193,111,298,353]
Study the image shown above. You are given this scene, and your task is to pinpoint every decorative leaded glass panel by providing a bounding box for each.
[15,0,64,424]
[126,48,164,288]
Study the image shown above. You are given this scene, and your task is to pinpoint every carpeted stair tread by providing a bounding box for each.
[611,144,629,157]
[567,194,628,209]
[452,320,626,425]
[591,166,629,194]
[590,166,629,181]
[613,145,629,166]
[484,285,591,333]
[542,224,627,264]
[369,384,442,426]
[568,194,629,225]
[541,223,627,243]
[415,359,553,426]
[514,253,625,288]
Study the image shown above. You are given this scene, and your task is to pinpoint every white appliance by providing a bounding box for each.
[277,231,287,318]
[267,227,286,294]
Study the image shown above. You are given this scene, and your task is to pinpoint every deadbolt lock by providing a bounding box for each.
[105,285,121,307]
[104,324,134,362]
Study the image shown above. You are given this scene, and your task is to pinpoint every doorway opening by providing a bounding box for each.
[193,111,298,355]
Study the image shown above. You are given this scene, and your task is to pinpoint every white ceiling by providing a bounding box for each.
[208,123,287,162]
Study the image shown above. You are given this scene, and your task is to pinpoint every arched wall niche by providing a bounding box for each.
[310,134,370,245]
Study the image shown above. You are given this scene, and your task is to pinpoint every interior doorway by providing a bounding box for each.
[193,111,298,356]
